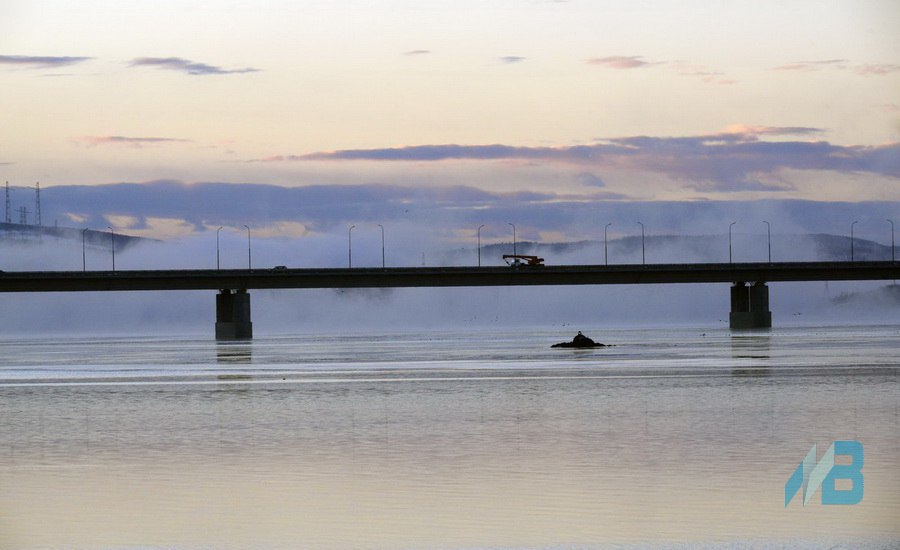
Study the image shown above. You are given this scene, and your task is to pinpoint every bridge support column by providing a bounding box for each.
[729,282,772,330]
[216,289,252,340]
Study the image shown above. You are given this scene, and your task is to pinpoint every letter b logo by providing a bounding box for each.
[784,440,863,506]
[822,440,864,505]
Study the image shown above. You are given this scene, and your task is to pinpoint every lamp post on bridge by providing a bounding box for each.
[82,228,88,271]
[604,223,612,265]
[477,224,485,267]
[636,221,645,265]
[243,225,251,269]
[729,221,736,264]
[508,222,516,257]
[762,221,771,263]
[348,225,355,268]
[377,223,385,269]
[216,226,223,270]
[851,220,858,263]
[107,226,115,271]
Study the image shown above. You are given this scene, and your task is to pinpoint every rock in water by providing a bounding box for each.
[551,331,606,348]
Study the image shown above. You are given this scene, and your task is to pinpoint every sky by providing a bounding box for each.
[1,0,899,246]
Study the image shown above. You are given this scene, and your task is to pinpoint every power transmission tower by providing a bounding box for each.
[4,182,9,224]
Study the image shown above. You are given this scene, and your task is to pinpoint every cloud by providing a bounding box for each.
[40,180,619,238]
[105,214,139,229]
[75,136,192,147]
[773,59,847,72]
[671,61,735,85]
[853,63,900,76]
[687,72,735,85]
[600,135,898,191]
[0,55,92,69]
[38,181,900,256]
[576,172,606,187]
[252,126,898,193]
[500,56,526,64]
[773,59,899,77]
[720,125,823,137]
[586,56,661,69]
[128,57,259,75]
[403,50,431,56]
[259,144,537,162]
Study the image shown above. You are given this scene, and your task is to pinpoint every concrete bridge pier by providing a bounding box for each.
[729,282,772,330]
[216,289,253,340]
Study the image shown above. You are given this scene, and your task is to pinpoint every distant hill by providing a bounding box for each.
[0,222,153,251]
[807,233,891,261]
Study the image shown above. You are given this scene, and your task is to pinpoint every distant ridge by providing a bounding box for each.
[0,222,153,251]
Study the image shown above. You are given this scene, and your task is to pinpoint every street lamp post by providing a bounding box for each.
[377,224,385,269]
[636,222,645,265]
[887,219,895,262]
[729,222,737,264]
[107,226,115,271]
[762,221,771,263]
[604,223,612,265]
[348,225,356,268]
[851,220,858,262]
[82,228,88,271]
[243,225,251,269]
[216,226,223,270]
[508,222,516,257]
[477,224,485,267]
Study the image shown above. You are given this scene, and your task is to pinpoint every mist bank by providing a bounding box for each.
[0,229,893,272]
[0,233,897,336]
[0,282,896,338]
[6,181,899,335]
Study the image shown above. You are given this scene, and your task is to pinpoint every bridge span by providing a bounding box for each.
[1,261,897,338]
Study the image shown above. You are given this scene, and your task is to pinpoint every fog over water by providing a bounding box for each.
[0,228,896,336]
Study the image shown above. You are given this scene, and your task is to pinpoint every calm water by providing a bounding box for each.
[1,325,898,549]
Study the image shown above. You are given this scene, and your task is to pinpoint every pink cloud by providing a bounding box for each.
[853,63,900,76]
[773,59,847,72]
[587,56,660,69]
[773,59,899,77]
[674,64,735,85]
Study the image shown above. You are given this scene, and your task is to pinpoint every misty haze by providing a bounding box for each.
[1,218,896,335]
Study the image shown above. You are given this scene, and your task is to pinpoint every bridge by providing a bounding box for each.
[1,261,897,338]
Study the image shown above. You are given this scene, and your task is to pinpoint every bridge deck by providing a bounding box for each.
[0,262,898,292]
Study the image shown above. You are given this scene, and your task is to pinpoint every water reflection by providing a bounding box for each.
[730,333,771,377]
[730,334,771,359]
[216,342,252,364]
